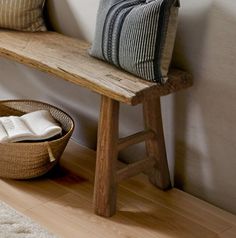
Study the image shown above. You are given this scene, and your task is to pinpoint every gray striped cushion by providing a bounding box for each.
[0,0,46,32]
[90,0,180,83]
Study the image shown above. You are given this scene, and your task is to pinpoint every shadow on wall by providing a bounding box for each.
[45,0,86,40]
[173,1,213,198]
[45,0,99,42]
[172,0,236,213]
[0,59,99,149]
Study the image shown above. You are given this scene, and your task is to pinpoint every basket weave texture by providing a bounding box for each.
[0,100,74,179]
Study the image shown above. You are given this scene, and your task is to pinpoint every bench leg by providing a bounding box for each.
[94,96,119,217]
[143,96,171,189]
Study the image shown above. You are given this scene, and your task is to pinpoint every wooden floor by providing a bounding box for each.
[0,140,235,238]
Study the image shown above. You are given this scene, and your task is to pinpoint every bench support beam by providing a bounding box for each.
[116,157,155,183]
[118,130,155,151]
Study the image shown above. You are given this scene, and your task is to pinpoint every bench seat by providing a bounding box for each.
[0,31,192,105]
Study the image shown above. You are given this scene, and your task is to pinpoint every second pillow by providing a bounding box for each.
[0,0,47,32]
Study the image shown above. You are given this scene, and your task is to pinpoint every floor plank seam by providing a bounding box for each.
[217,226,234,235]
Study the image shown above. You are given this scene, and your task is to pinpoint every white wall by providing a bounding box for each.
[0,0,235,214]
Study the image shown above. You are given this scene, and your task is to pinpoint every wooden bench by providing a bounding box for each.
[0,31,192,217]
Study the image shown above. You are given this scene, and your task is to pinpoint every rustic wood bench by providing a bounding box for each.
[0,31,192,217]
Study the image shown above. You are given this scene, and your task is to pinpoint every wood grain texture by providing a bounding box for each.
[117,158,155,182]
[218,226,236,238]
[143,96,171,189]
[0,31,192,105]
[94,96,119,217]
[118,130,155,151]
[0,178,68,212]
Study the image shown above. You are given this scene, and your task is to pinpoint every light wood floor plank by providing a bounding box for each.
[0,139,235,238]
[0,178,68,212]
[24,202,100,238]
[60,141,235,233]
[123,175,236,227]
[28,192,163,238]
[121,176,233,233]
[49,168,217,238]
[49,166,217,238]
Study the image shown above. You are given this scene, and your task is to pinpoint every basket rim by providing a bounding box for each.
[0,99,75,145]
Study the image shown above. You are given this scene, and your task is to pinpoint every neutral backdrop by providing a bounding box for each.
[0,0,235,214]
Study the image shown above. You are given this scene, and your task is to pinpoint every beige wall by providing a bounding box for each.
[0,0,235,214]
[173,0,236,214]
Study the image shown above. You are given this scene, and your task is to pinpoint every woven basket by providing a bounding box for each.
[0,100,74,179]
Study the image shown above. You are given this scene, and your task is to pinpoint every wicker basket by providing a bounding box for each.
[0,100,74,179]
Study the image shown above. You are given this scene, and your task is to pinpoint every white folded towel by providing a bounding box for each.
[0,110,62,143]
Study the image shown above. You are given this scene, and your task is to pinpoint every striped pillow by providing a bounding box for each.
[0,0,46,32]
[90,0,180,83]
